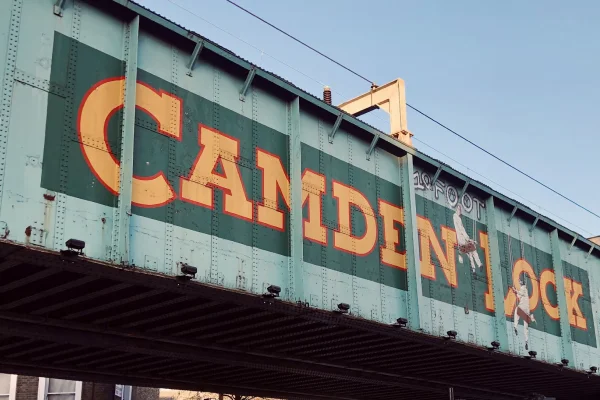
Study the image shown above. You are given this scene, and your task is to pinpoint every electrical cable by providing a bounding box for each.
[223,0,375,86]
[407,106,600,220]
[162,0,596,234]
[412,137,593,237]
[166,0,331,94]
[221,0,600,222]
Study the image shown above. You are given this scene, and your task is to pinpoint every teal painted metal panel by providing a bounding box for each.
[401,154,421,330]
[557,232,600,370]
[112,15,139,264]
[99,0,600,259]
[1,0,599,374]
[0,0,22,215]
[485,197,509,350]
[289,96,303,302]
[0,0,11,94]
[412,160,495,348]
[550,228,575,364]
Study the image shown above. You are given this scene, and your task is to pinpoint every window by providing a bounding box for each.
[38,378,82,400]
[0,374,16,400]
[0,375,8,400]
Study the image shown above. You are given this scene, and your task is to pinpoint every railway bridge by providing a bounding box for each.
[0,1,599,399]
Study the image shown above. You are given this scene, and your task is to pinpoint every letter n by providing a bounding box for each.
[417,216,458,287]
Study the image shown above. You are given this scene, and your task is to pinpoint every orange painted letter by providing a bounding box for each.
[479,232,494,311]
[332,181,377,256]
[417,216,458,287]
[180,124,252,220]
[564,278,587,329]
[302,170,326,244]
[540,270,559,320]
[378,200,406,269]
[504,259,539,316]
[256,149,290,230]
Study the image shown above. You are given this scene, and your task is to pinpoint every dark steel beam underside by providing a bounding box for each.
[0,241,598,400]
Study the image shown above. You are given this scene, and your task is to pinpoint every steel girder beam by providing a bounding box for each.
[400,154,422,330]
[0,240,585,373]
[111,15,139,264]
[550,229,575,365]
[3,242,600,399]
[289,96,304,302]
[0,314,519,400]
[0,362,353,400]
[485,196,510,350]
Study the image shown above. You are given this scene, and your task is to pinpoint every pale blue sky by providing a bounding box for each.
[138,0,600,237]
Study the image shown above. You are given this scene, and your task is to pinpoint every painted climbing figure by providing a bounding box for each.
[453,205,482,273]
[512,278,537,350]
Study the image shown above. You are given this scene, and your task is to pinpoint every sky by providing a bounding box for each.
[137,0,600,237]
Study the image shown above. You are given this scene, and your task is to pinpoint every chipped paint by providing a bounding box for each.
[0,222,8,239]
[43,192,55,248]
[24,226,31,246]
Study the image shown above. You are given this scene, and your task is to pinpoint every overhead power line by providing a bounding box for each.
[165,0,592,234]
[222,0,600,223]
[406,107,600,220]
[171,0,591,237]
[223,0,374,85]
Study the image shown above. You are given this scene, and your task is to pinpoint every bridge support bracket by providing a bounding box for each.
[507,204,518,223]
[366,134,380,160]
[459,181,470,197]
[568,235,578,253]
[529,215,539,232]
[585,244,594,260]
[328,113,343,143]
[53,0,66,16]
[239,66,256,101]
[186,40,204,76]
[431,165,443,186]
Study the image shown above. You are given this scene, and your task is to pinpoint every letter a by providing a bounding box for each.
[180,124,253,221]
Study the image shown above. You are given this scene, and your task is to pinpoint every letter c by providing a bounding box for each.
[78,78,182,207]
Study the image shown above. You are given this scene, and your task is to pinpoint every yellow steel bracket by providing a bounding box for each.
[338,79,413,147]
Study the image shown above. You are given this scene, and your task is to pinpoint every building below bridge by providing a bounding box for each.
[0,374,158,400]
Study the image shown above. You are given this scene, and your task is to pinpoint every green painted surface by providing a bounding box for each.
[563,260,597,348]
[497,232,596,346]
[416,195,493,316]
[498,232,561,338]
[38,33,599,349]
[300,144,408,291]
[41,32,408,290]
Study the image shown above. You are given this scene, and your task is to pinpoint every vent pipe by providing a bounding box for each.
[323,86,332,105]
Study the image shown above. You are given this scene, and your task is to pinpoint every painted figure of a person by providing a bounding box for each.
[512,278,536,350]
[453,205,482,273]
